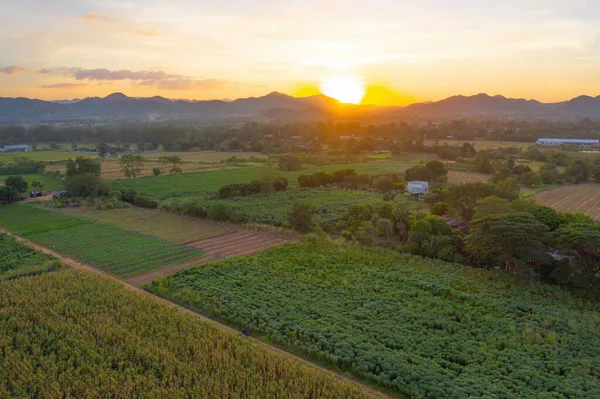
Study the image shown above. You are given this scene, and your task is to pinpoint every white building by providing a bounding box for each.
[406,181,429,200]
[0,144,31,153]
[536,138,599,147]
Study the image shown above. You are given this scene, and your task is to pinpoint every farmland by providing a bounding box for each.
[0,205,205,278]
[532,184,600,220]
[63,207,237,243]
[111,160,412,200]
[425,139,533,149]
[0,150,97,162]
[446,170,490,184]
[148,240,600,399]
[168,189,384,226]
[0,268,381,399]
[0,233,61,280]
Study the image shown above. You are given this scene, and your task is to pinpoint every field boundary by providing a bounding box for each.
[0,228,393,399]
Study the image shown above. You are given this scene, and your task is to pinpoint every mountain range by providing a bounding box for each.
[1,91,600,123]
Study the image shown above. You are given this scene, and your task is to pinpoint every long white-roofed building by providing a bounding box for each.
[536,138,599,147]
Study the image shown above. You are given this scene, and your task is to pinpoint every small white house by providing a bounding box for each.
[536,138,599,147]
[406,181,429,200]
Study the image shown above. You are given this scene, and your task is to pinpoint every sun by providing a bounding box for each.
[319,76,366,104]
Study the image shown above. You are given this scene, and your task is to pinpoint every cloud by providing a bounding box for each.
[129,28,159,37]
[80,13,117,24]
[0,66,26,75]
[70,68,178,81]
[41,83,89,89]
[151,78,231,91]
[38,68,53,74]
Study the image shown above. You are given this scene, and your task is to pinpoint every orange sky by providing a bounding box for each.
[1,1,600,105]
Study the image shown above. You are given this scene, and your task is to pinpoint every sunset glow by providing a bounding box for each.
[319,77,366,104]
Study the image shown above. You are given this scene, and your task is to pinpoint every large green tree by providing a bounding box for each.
[466,212,549,266]
[120,154,146,179]
[4,176,28,193]
[554,223,600,276]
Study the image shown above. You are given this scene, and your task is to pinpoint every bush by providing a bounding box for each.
[342,231,353,241]
[430,202,449,216]
[207,203,235,222]
[288,202,314,233]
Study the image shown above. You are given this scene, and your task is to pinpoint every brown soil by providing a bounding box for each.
[187,230,295,258]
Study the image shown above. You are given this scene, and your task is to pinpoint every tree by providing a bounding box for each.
[466,213,549,267]
[97,143,109,158]
[153,168,162,177]
[4,176,28,193]
[510,199,539,215]
[120,154,146,179]
[288,202,314,233]
[405,166,435,182]
[554,223,600,278]
[373,176,394,192]
[31,180,42,190]
[476,156,494,174]
[144,142,155,152]
[473,196,511,219]
[278,155,302,171]
[425,160,448,178]
[535,206,560,231]
[430,202,449,216]
[49,142,60,150]
[0,186,19,202]
[64,157,105,197]
[376,218,393,239]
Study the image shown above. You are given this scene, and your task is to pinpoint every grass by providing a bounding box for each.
[446,170,490,184]
[148,240,600,399]
[0,204,91,235]
[0,268,381,398]
[62,207,237,244]
[0,174,62,191]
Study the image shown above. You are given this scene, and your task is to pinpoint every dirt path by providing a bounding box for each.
[126,255,217,287]
[0,228,392,399]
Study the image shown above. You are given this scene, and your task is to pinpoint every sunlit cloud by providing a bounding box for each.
[41,83,89,89]
[38,68,53,74]
[129,28,159,37]
[69,68,179,81]
[147,78,231,91]
[0,66,26,75]
[80,13,118,24]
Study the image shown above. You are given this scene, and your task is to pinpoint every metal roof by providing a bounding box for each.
[536,138,599,144]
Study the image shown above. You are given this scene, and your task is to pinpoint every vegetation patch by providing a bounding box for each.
[0,233,61,280]
[148,241,600,398]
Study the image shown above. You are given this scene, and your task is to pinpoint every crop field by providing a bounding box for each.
[0,205,205,278]
[170,189,384,226]
[446,170,490,184]
[0,150,97,162]
[187,230,295,258]
[63,207,237,243]
[111,161,412,200]
[425,139,533,149]
[532,184,600,220]
[148,241,600,399]
[0,173,63,192]
[0,233,60,280]
[145,150,266,163]
[0,269,381,399]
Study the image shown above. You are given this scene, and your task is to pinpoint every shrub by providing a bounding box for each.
[430,202,449,216]
[288,202,314,233]
[342,231,353,241]
[207,203,235,222]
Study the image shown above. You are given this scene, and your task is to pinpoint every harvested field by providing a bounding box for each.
[532,184,600,220]
[63,207,237,243]
[447,170,490,184]
[187,230,295,258]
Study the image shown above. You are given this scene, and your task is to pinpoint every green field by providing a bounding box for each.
[0,234,61,280]
[0,151,97,162]
[168,189,384,226]
[112,160,410,201]
[0,268,379,399]
[63,207,237,244]
[148,241,600,398]
[0,205,204,278]
[0,174,63,191]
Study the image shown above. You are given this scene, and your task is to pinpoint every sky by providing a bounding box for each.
[1,0,600,105]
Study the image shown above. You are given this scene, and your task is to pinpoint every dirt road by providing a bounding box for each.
[1,228,393,399]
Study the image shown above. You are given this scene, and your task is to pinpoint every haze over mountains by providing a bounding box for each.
[1,92,600,123]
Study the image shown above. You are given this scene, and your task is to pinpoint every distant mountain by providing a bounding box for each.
[1,92,600,123]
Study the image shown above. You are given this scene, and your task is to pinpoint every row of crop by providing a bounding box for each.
[0,204,91,236]
[28,223,204,277]
[147,240,600,399]
[0,269,378,398]
[0,233,61,280]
